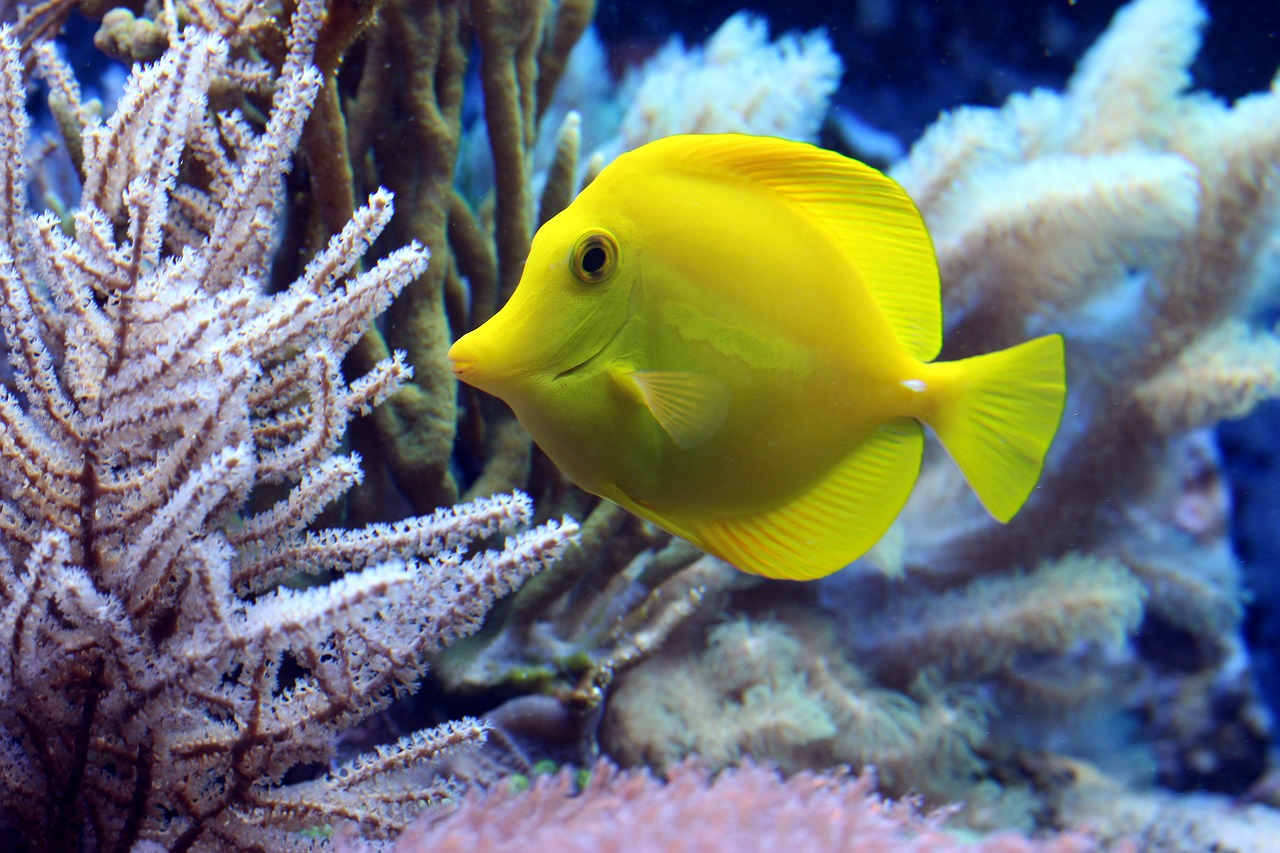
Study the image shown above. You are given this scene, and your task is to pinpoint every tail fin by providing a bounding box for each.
[923,335,1066,522]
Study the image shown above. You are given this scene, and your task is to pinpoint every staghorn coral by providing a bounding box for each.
[0,2,576,848]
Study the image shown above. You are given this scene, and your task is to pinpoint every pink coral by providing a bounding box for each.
[356,761,1106,853]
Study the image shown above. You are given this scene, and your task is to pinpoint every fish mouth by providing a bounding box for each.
[447,342,476,378]
[554,320,626,381]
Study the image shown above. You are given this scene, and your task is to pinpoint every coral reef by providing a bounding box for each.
[2,0,1278,848]
[597,0,1280,841]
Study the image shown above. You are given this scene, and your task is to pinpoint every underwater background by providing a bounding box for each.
[591,0,1280,745]
[1,0,1279,849]
[599,0,1280,796]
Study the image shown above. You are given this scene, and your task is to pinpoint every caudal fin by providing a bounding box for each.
[924,335,1066,522]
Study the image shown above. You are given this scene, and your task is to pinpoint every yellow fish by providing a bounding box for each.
[449,134,1066,581]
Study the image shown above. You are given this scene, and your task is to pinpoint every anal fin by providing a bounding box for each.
[683,419,924,581]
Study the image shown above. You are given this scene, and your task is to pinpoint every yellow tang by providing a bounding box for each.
[449,134,1066,581]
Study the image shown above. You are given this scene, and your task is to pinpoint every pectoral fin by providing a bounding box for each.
[624,370,731,449]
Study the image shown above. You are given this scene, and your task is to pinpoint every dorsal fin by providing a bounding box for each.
[623,134,943,361]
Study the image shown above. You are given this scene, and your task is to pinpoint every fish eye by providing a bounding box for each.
[571,230,618,284]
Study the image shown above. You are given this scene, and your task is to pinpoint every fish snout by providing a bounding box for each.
[448,331,516,394]
[447,336,481,380]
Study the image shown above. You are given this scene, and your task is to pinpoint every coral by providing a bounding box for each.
[601,615,994,800]
[894,0,1280,566]
[882,0,1278,795]
[604,619,842,773]
[1027,754,1280,853]
[92,8,167,63]
[603,13,842,155]
[326,0,600,517]
[879,0,1279,787]
[0,3,575,848]
[849,555,1146,684]
[20,0,732,782]
[1134,322,1280,434]
[352,760,1102,853]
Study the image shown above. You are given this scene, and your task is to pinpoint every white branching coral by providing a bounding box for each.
[893,0,1280,570]
[609,13,841,153]
[0,3,575,850]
